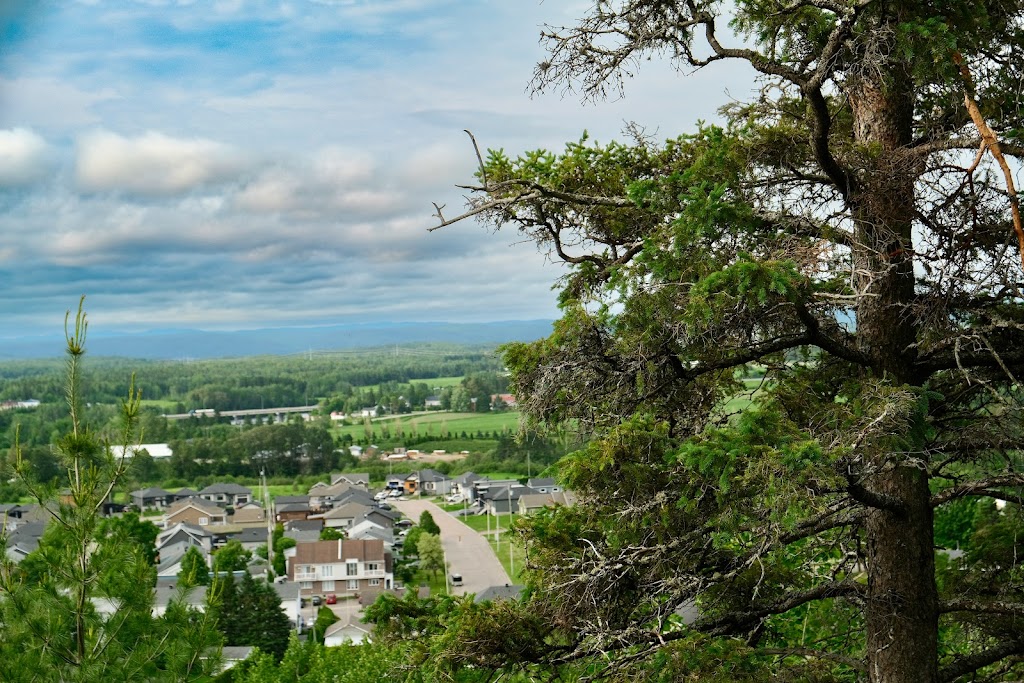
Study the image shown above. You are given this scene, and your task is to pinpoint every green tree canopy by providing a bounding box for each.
[430,2,1024,682]
[418,510,441,535]
[178,546,210,588]
[417,533,445,579]
[0,301,220,681]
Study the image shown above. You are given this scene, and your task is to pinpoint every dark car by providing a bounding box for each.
[312,595,322,606]
[396,519,414,528]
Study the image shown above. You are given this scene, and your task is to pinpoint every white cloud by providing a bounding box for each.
[0,128,51,186]
[75,130,245,195]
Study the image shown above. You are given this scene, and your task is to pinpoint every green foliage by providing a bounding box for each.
[0,300,221,681]
[416,533,445,579]
[178,546,211,588]
[231,635,406,683]
[418,510,441,535]
[210,572,292,662]
[319,527,345,541]
[423,1,1024,680]
[213,539,253,574]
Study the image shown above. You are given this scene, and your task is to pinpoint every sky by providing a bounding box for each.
[0,0,756,340]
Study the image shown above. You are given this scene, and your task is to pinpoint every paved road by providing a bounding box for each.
[393,499,511,597]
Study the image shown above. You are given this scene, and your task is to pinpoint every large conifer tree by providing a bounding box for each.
[432,2,1024,681]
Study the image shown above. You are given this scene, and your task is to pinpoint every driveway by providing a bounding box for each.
[393,499,512,597]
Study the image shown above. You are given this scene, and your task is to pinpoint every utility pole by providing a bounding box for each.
[262,469,274,583]
[508,485,514,577]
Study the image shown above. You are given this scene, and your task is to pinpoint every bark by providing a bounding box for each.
[845,29,939,683]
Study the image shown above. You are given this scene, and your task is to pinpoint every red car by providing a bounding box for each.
[325,593,337,604]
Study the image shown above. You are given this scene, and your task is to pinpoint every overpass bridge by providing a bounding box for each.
[163,405,320,421]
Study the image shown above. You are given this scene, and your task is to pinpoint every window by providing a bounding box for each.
[322,565,333,577]
[322,580,335,591]
[365,562,379,572]
[300,581,312,590]
[369,579,380,587]
[347,580,358,590]
[198,517,209,526]
[346,561,358,576]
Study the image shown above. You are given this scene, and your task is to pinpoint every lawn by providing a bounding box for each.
[331,411,520,444]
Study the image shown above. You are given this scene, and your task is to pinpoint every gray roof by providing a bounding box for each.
[284,519,322,531]
[200,483,252,495]
[274,495,310,505]
[527,477,557,488]
[475,584,524,603]
[417,468,450,482]
[236,527,268,543]
[131,487,174,498]
[155,584,207,608]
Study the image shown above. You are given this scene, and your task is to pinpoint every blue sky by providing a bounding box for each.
[0,0,755,340]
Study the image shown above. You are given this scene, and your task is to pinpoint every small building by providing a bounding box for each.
[164,499,229,528]
[323,615,373,646]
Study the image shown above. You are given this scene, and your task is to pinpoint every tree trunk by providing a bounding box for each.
[847,44,939,683]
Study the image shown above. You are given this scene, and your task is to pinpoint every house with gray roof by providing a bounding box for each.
[526,477,560,494]
[199,483,252,507]
[130,487,175,510]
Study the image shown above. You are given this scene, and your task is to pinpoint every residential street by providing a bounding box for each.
[392,499,512,597]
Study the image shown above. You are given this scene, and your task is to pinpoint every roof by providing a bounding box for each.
[131,487,174,498]
[417,468,450,483]
[475,584,525,603]
[154,584,207,608]
[167,498,227,517]
[274,495,310,505]
[175,487,200,497]
[221,646,256,662]
[527,477,557,487]
[235,527,268,543]
[284,519,322,532]
[291,539,387,565]
[332,473,370,486]
[199,483,252,495]
[321,502,372,520]
[324,616,372,639]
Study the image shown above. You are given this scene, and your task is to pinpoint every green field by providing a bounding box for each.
[331,411,520,443]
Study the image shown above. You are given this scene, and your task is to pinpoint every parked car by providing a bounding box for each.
[376,503,392,510]
[450,573,463,587]
[312,595,322,606]
[396,519,414,528]
[325,593,337,604]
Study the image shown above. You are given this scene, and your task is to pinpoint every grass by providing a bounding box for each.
[330,411,520,444]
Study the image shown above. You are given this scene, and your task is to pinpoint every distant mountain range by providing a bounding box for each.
[0,320,556,360]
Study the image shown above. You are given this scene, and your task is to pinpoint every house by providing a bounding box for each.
[173,487,201,501]
[357,407,378,418]
[332,488,378,509]
[518,491,577,515]
[323,615,373,646]
[346,520,394,546]
[452,472,485,501]
[416,469,453,496]
[482,485,536,516]
[361,508,399,530]
[164,498,229,528]
[526,477,560,494]
[283,519,322,543]
[157,524,213,570]
[490,393,517,409]
[331,472,370,488]
[288,539,394,596]
[317,502,373,530]
[308,481,360,511]
[152,582,208,616]
[272,581,302,631]
[234,526,271,552]
[199,483,252,507]
[130,487,175,510]
[274,495,312,523]
[220,647,256,671]
[385,473,410,491]
[3,522,45,562]
[424,396,443,409]
[156,547,208,579]
[230,502,267,527]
